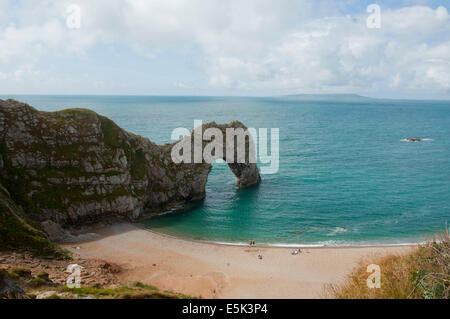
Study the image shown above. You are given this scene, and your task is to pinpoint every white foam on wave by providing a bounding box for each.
[327,227,348,236]
[210,240,422,248]
[142,227,426,248]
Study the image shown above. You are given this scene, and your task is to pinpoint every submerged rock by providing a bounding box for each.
[0,99,260,233]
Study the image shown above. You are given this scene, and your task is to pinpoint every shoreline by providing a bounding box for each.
[137,224,422,250]
[64,222,418,298]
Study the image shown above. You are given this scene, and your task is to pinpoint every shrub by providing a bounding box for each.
[328,234,449,299]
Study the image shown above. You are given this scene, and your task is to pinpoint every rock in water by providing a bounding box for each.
[0,99,260,230]
[406,138,423,142]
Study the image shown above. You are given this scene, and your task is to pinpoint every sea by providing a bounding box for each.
[3,94,450,247]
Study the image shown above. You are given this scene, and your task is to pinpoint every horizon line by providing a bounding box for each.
[1,93,450,102]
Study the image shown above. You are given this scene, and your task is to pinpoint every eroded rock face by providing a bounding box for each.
[0,99,260,228]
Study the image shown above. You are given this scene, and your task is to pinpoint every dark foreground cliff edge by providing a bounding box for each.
[0,99,260,251]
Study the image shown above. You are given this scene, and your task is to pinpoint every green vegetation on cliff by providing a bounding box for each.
[55,282,194,299]
[98,115,123,148]
[0,184,68,259]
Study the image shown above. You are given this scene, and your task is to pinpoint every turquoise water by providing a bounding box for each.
[4,95,450,246]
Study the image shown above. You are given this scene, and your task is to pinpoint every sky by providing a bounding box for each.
[0,0,449,99]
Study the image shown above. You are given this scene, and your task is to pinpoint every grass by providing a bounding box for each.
[327,233,449,299]
[8,267,32,279]
[131,282,158,290]
[53,282,194,299]
[30,277,47,287]
[4,267,49,294]
[60,285,134,297]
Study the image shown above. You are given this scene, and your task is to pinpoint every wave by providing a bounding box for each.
[142,227,425,248]
[327,227,348,236]
[211,239,423,248]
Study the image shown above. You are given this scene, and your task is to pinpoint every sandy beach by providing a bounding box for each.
[62,223,417,299]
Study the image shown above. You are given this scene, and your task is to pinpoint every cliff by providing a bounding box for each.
[0,99,260,237]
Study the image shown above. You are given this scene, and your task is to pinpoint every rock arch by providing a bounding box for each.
[192,120,261,189]
[0,99,261,226]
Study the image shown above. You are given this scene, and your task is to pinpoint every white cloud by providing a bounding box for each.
[0,1,449,96]
[0,20,64,62]
[202,5,450,95]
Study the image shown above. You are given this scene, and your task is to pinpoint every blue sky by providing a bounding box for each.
[0,0,449,98]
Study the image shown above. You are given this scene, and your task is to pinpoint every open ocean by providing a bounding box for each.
[4,95,450,246]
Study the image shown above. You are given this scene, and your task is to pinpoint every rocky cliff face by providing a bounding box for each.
[0,99,260,231]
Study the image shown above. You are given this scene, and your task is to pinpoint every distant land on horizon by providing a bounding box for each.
[1,93,449,102]
[284,93,374,100]
[283,93,450,102]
